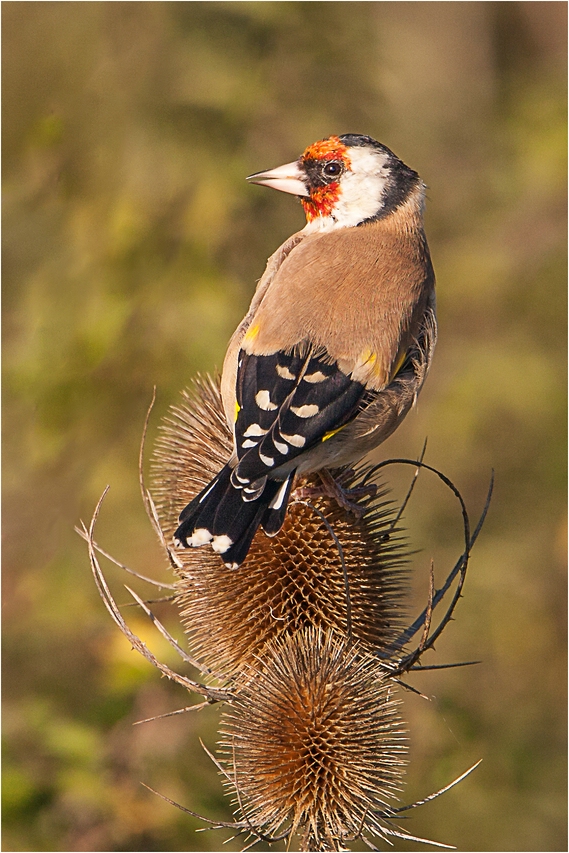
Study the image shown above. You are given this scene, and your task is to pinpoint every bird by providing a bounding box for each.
[174,133,437,568]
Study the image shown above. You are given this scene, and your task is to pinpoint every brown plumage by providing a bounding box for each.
[174,134,437,567]
[237,189,432,388]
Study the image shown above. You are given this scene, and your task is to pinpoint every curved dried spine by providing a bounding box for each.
[374,463,494,675]
[75,523,177,590]
[83,487,229,702]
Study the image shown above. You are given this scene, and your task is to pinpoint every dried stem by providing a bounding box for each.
[83,487,228,703]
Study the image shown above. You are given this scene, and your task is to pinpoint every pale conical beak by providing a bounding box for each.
[246,160,309,197]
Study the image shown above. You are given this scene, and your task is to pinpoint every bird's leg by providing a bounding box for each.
[292,469,377,518]
[318,469,378,516]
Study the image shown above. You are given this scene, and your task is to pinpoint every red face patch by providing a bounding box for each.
[301,184,341,221]
[299,136,351,222]
[301,135,350,164]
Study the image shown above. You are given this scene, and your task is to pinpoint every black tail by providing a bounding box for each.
[174,465,294,568]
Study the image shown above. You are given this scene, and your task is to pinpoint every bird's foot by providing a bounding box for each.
[292,469,377,518]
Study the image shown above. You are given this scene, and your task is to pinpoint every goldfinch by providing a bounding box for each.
[174,134,437,568]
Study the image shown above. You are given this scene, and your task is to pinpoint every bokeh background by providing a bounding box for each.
[3,2,567,851]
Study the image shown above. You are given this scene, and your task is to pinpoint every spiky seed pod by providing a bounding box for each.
[219,626,407,851]
[151,376,410,676]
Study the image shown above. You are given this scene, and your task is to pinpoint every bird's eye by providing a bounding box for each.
[322,161,343,178]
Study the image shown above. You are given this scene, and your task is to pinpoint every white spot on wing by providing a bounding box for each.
[188,528,213,546]
[303,371,327,383]
[198,480,218,503]
[290,404,320,418]
[212,534,233,554]
[269,477,290,511]
[281,432,306,448]
[256,390,278,411]
[242,439,259,448]
[259,453,275,467]
[273,439,289,454]
[243,423,267,437]
[276,364,296,380]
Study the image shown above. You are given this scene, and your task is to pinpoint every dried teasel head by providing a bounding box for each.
[151,375,411,676]
[83,367,489,852]
[218,626,407,851]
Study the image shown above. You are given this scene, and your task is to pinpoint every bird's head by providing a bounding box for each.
[247,134,422,231]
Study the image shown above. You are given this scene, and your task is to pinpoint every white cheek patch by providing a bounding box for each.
[302,147,392,232]
[334,153,389,225]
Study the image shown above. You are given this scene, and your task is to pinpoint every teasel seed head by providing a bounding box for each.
[219,626,407,850]
[151,376,411,676]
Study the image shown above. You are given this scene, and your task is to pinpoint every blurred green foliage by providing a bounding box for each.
[2,2,566,851]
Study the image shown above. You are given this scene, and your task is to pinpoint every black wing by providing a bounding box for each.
[232,348,366,495]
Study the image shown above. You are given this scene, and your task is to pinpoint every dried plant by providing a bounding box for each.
[80,374,492,851]
[219,626,407,850]
[152,376,411,674]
